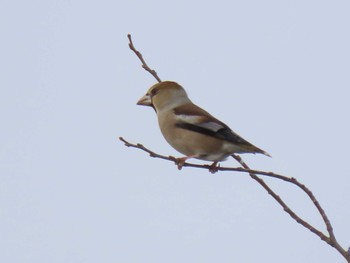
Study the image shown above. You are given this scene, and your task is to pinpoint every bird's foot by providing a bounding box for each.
[175,155,198,170]
[175,157,187,170]
[209,161,219,174]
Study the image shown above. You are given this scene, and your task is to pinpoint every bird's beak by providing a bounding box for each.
[137,93,152,106]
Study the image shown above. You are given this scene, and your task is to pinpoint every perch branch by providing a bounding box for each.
[119,137,349,262]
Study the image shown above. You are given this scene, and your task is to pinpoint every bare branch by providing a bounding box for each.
[119,137,350,262]
[120,137,295,178]
[230,154,349,261]
[127,34,162,83]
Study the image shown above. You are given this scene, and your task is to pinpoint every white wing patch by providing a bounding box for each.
[195,121,225,132]
[175,114,225,132]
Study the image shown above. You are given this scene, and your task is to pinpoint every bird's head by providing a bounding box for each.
[137,81,190,112]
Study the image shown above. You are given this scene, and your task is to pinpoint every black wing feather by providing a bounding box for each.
[175,122,249,145]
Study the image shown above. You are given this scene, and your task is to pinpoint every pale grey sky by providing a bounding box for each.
[1,0,350,262]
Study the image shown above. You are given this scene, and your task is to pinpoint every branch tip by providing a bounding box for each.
[127,33,162,82]
[119,137,129,146]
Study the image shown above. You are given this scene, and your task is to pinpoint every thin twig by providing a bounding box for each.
[127,34,162,83]
[231,155,349,261]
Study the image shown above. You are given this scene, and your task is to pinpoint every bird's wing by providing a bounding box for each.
[173,103,249,145]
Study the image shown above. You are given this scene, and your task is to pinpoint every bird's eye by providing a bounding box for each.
[150,88,159,97]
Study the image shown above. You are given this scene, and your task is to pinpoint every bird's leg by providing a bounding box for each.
[175,155,198,170]
[209,161,219,174]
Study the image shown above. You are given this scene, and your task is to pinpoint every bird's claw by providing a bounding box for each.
[209,161,219,174]
[175,157,186,170]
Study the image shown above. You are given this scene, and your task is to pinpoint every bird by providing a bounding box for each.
[137,81,270,171]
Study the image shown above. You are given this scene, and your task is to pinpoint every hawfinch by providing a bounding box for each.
[137,81,270,170]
